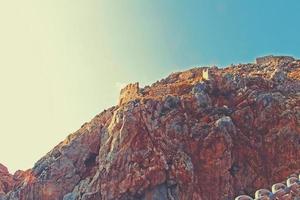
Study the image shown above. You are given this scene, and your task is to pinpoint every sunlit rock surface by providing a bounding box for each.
[1,55,300,200]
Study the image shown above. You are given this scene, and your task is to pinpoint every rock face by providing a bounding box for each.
[235,174,300,199]
[1,55,300,200]
[0,164,13,197]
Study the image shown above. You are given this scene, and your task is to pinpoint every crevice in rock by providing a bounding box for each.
[229,163,240,177]
[84,153,98,168]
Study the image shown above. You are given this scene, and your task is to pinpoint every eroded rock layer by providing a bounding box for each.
[1,55,300,200]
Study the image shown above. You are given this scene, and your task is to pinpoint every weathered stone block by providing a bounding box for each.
[118,82,140,106]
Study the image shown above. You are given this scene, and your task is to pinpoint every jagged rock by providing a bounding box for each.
[192,82,211,107]
[271,68,287,83]
[215,116,235,133]
[0,164,13,196]
[192,82,207,94]
[2,55,300,200]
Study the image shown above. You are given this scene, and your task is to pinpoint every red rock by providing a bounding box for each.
[0,164,14,196]
[2,55,300,200]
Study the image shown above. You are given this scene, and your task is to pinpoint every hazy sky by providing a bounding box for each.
[1,0,300,173]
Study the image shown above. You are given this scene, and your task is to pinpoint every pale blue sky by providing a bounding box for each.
[1,0,300,172]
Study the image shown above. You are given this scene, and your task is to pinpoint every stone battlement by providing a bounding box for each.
[118,82,140,106]
[256,55,295,65]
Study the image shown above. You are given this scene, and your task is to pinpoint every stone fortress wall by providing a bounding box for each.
[118,82,140,106]
[256,55,295,65]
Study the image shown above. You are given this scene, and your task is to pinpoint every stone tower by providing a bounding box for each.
[202,68,211,80]
[118,82,140,106]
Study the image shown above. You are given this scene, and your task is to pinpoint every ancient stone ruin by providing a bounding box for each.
[256,55,295,65]
[118,82,140,106]
[202,68,211,80]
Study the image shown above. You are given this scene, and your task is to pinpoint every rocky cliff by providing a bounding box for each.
[1,55,300,200]
[0,164,14,196]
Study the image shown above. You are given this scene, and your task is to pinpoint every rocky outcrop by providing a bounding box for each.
[1,55,300,200]
[0,164,14,197]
